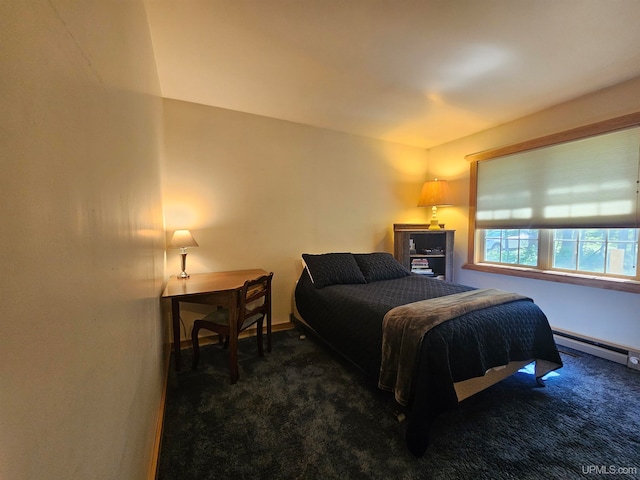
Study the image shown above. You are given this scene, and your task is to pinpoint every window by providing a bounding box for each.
[465,112,640,293]
[553,228,638,276]
[483,228,538,266]
[478,227,639,279]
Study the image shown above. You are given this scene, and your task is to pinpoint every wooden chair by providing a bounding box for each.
[191,272,273,383]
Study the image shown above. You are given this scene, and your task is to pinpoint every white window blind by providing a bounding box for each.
[476,126,640,229]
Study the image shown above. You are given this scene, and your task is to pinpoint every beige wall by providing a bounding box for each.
[429,76,640,351]
[0,2,165,479]
[162,99,438,337]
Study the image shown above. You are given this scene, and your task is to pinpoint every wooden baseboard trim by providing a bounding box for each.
[149,342,171,480]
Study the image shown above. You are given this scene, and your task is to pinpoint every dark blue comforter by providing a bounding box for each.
[294,270,562,456]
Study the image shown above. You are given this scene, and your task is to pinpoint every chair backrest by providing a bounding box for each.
[237,272,273,332]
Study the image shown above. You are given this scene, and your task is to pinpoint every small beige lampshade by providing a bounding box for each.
[168,229,199,249]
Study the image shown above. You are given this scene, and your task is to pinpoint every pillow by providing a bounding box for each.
[353,252,410,282]
[302,253,366,289]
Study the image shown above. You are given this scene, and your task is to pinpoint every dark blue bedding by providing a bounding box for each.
[294,269,562,456]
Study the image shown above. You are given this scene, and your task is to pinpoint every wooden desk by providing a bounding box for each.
[162,269,268,371]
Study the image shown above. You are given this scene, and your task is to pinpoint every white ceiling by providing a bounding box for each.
[144,0,640,149]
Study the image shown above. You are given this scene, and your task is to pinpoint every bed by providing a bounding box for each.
[292,252,562,457]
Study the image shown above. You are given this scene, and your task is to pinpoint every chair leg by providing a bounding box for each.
[228,334,239,384]
[256,319,264,357]
[266,314,272,353]
[191,321,201,370]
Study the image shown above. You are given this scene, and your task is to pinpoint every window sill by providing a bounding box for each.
[462,263,640,294]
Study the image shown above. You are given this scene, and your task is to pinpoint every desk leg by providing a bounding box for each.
[228,291,239,384]
[171,298,182,371]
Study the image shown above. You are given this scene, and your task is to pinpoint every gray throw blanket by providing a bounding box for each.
[378,288,531,406]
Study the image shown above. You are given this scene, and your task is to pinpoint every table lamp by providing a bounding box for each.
[168,229,199,278]
[417,179,452,230]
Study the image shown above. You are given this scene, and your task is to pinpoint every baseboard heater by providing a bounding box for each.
[552,329,639,370]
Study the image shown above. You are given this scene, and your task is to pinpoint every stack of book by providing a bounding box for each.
[411,258,434,276]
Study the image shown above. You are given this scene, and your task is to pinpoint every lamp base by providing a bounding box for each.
[428,219,442,230]
[428,205,442,230]
[179,252,190,278]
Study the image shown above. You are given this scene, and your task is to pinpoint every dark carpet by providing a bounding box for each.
[157,329,640,480]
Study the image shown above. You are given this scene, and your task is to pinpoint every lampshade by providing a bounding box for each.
[168,229,199,249]
[417,179,452,207]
